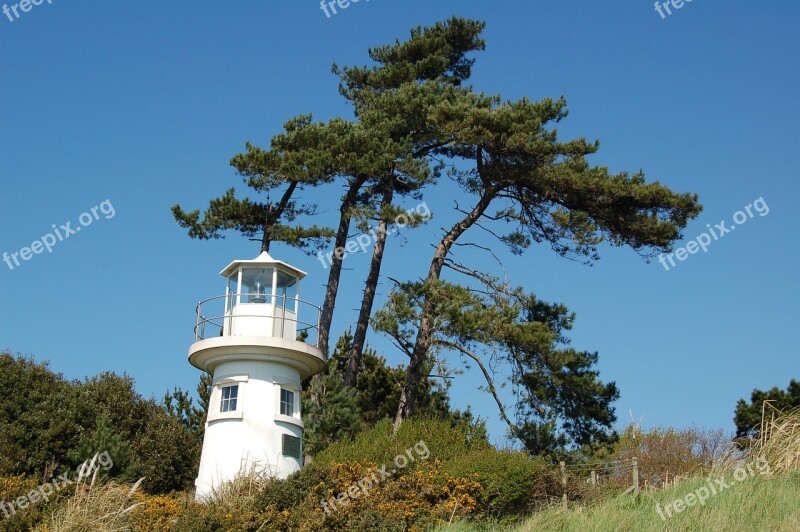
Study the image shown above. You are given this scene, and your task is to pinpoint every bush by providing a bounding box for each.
[0,474,53,532]
[316,417,490,468]
[443,449,558,518]
[0,354,81,476]
[128,493,184,531]
[255,462,330,511]
[0,353,200,495]
[614,423,728,486]
[131,411,201,494]
[302,371,363,456]
[253,418,521,528]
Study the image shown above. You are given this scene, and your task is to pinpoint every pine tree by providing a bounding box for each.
[734,379,800,438]
[67,415,134,478]
[389,43,702,427]
[171,114,340,253]
[162,371,211,444]
[318,18,485,357]
[374,275,619,453]
[302,333,363,455]
[302,331,468,453]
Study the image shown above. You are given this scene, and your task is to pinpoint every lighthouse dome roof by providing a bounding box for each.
[218,251,307,280]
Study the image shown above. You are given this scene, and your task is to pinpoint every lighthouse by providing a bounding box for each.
[188,251,326,500]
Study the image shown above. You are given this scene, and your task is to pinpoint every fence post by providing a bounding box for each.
[590,470,597,486]
[632,458,639,493]
[560,461,567,510]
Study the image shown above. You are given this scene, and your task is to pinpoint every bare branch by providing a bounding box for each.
[437,340,521,437]
[451,241,508,273]
[443,259,511,295]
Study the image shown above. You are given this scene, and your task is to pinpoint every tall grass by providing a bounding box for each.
[437,408,800,532]
[206,461,273,506]
[750,406,800,475]
[38,471,144,532]
[509,473,800,531]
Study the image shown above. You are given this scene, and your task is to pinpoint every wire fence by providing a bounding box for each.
[557,457,679,509]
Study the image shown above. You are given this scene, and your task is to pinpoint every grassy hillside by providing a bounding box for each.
[3,406,798,530]
[435,472,800,531]
[439,407,800,531]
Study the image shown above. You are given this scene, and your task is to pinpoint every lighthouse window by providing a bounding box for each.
[241,268,274,304]
[220,384,239,412]
[280,388,295,416]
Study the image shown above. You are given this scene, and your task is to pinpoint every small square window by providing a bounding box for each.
[280,389,294,417]
[220,384,239,413]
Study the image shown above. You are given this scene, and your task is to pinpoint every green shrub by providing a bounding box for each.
[0,474,54,532]
[443,449,558,518]
[172,503,279,532]
[131,411,200,494]
[255,462,330,511]
[316,417,490,468]
[0,354,81,476]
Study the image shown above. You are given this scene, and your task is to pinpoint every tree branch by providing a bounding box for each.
[437,339,522,439]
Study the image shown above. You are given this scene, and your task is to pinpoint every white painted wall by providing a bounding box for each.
[194,358,304,501]
[224,303,298,340]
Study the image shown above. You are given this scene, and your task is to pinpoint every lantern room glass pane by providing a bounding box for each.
[227,272,238,311]
[276,270,297,311]
[241,268,273,304]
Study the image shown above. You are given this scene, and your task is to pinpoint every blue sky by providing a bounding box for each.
[1,1,798,446]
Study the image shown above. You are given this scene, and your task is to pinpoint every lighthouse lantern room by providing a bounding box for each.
[188,251,326,500]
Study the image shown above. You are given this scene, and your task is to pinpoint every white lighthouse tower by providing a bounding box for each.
[188,251,326,500]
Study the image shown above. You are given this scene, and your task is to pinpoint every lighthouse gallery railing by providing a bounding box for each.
[194,293,322,346]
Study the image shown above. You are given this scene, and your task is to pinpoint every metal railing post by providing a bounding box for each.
[195,304,201,341]
[281,294,287,339]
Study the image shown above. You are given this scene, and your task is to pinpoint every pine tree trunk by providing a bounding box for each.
[394,190,494,431]
[318,176,368,357]
[344,180,394,387]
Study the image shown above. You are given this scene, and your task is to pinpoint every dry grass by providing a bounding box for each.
[36,454,144,532]
[205,461,273,507]
[714,405,800,477]
[472,407,800,532]
[749,406,800,475]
